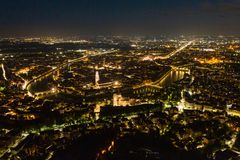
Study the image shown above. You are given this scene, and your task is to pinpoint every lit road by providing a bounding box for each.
[154,40,196,60]
[95,81,121,89]
[1,63,8,81]
[0,132,29,158]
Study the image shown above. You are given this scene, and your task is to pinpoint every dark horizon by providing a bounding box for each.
[0,0,240,37]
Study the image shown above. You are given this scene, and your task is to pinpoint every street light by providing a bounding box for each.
[51,87,56,93]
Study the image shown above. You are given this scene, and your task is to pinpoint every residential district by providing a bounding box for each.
[0,36,240,160]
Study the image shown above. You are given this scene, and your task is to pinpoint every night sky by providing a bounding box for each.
[0,0,240,37]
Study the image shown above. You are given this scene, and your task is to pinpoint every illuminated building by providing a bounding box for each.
[95,70,100,88]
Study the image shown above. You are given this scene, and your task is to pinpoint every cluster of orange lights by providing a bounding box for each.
[197,57,222,64]
[228,45,240,50]
[16,66,37,74]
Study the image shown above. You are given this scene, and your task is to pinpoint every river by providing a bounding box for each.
[158,70,186,87]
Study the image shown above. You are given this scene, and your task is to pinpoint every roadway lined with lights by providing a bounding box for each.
[1,63,8,81]
[154,40,196,60]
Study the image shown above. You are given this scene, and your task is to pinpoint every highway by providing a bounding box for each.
[154,40,196,60]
